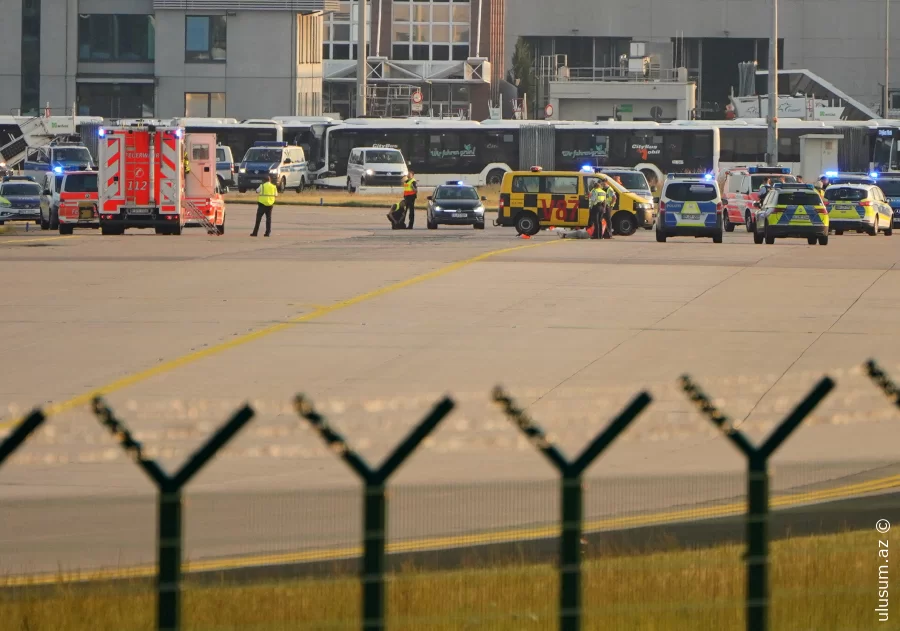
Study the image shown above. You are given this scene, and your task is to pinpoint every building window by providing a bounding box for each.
[185,15,227,62]
[78,15,155,62]
[185,93,226,117]
[21,0,41,115]
[76,83,155,118]
[323,1,370,60]
[392,0,469,62]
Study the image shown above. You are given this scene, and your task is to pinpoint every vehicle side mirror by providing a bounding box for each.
[481,196,487,201]
[427,195,433,200]
[43,189,50,195]
[753,201,761,208]
[284,158,292,164]
[653,197,660,204]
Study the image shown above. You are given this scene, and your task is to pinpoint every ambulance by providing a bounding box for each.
[98,123,225,235]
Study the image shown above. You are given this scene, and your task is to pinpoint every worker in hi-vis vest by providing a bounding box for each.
[251,174,278,237]
[403,172,418,229]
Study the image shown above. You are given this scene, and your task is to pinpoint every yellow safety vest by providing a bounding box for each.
[404,178,417,196]
[258,182,277,206]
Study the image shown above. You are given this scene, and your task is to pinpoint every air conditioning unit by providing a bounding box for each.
[629,42,646,58]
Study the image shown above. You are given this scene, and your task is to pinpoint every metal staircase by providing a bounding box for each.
[182,199,220,235]
[0,115,79,169]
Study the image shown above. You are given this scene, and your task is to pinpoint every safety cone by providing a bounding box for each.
[519,234,531,239]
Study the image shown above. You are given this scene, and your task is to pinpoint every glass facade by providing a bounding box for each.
[185,15,227,62]
[76,83,155,118]
[185,93,226,117]
[78,15,155,62]
[392,0,470,62]
[322,1,370,61]
[21,0,41,115]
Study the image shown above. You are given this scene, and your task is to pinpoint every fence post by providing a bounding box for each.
[92,397,255,631]
[492,386,652,631]
[680,375,834,631]
[0,409,46,466]
[295,394,455,631]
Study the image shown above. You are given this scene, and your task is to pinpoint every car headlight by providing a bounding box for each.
[474,205,485,213]
[365,169,374,175]
[239,167,246,173]
[433,205,442,211]
[269,168,279,175]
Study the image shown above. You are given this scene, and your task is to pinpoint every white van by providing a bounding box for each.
[346,147,409,192]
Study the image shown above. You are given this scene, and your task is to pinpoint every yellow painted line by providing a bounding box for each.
[3,470,898,587]
[0,235,77,245]
[0,237,562,432]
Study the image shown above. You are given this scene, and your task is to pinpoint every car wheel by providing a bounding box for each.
[885,222,893,236]
[474,222,485,230]
[723,213,734,233]
[655,220,666,243]
[712,216,723,243]
[514,212,540,236]
[753,229,764,244]
[745,212,753,232]
[40,215,49,230]
[154,226,165,235]
[612,212,637,236]
[238,187,247,194]
[296,179,305,194]
[486,169,505,186]
[171,222,182,236]
[217,176,227,193]
[807,236,817,245]
[818,234,829,246]
[59,224,74,235]
[277,178,286,194]
[835,230,843,236]
[217,219,225,235]
[427,219,437,230]
[869,216,878,236]
[764,222,775,245]
[50,209,58,230]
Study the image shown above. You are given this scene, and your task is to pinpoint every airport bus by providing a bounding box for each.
[314,118,521,188]
[272,116,339,174]
[174,118,281,163]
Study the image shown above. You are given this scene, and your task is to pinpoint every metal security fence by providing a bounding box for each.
[1,359,899,631]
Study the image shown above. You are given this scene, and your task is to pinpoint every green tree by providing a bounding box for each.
[508,38,536,118]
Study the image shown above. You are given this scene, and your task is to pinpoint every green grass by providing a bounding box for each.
[0,530,880,630]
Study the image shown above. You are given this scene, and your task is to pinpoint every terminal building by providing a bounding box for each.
[0,0,335,120]
[0,0,507,122]
[506,0,900,121]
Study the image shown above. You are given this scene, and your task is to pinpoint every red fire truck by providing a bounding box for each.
[98,123,225,235]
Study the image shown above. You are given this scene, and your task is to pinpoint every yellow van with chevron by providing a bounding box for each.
[495,167,655,236]
[751,182,829,245]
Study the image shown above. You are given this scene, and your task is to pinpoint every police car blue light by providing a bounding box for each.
[53,166,62,174]
[870,171,879,179]
[704,173,713,180]
[175,128,184,138]
[581,165,594,173]
[98,128,106,138]
[825,170,839,178]
[445,180,465,185]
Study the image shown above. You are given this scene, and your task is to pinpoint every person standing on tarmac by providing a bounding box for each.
[588,181,607,239]
[600,178,616,239]
[403,172,418,229]
[251,174,278,237]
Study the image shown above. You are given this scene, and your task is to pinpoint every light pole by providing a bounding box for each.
[356,0,368,117]
[885,0,890,117]
[766,0,779,166]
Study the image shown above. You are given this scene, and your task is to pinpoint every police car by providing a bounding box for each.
[870,173,900,228]
[427,181,487,229]
[655,173,724,243]
[819,171,876,187]
[824,183,893,236]
[752,182,829,245]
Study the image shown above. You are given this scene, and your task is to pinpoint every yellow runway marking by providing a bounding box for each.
[3,471,897,587]
[0,235,77,245]
[0,238,561,431]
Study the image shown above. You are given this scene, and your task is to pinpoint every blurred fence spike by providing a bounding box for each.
[0,409,45,466]
[864,359,900,405]
[493,385,651,631]
[90,398,255,631]
[679,374,834,631]
[295,391,455,631]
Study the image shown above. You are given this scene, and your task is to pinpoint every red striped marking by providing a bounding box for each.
[106,152,120,168]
